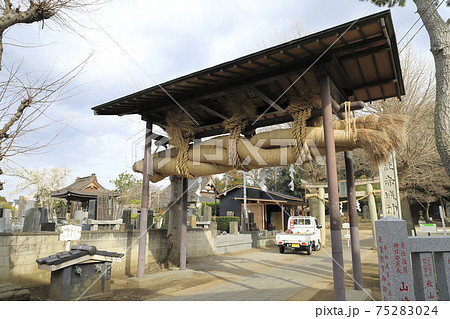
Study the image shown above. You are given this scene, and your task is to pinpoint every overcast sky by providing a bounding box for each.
[1,0,448,200]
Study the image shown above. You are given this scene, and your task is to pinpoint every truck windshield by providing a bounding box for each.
[293,218,310,225]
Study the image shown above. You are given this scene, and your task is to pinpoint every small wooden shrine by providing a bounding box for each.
[51,174,118,220]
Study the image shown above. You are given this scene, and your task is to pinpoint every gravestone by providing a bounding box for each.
[226,211,234,217]
[23,208,42,233]
[136,211,153,229]
[3,209,11,220]
[156,217,163,229]
[362,205,370,220]
[59,206,67,219]
[74,210,84,224]
[204,206,212,221]
[375,216,415,301]
[17,196,27,219]
[229,221,238,234]
[187,215,197,228]
[88,200,97,220]
[24,200,35,213]
[122,209,132,225]
[38,207,48,224]
[0,209,12,232]
[41,223,56,231]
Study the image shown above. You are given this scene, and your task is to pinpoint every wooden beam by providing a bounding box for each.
[197,103,228,120]
[250,87,284,111]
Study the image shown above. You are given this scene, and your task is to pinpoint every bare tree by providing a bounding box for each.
[361,0,450,177]
[0,1,102,189]
[11,165,71,219]
[364,48,450,226]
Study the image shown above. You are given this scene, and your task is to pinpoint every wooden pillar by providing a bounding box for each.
[345,151,363,290]
[366,183,378,249]
[320,73,346,301]
[281,205,285,231]
[137,121,152,278]
[180,177,188,270]
[318,187,326,247]
[262,206,265,231]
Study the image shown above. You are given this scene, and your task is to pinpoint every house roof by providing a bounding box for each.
[217,184,305,204]
[160,176,219,204]
[92,10,404,139]
[50,174,118,200]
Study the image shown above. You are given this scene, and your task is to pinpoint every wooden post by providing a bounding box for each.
[320,73,346,301]
[366,183,378,249]
[180,177,188,270]
[318,187,326,247]
[137,121,152,278]
[281,204,285,231]
[345,151,363,290]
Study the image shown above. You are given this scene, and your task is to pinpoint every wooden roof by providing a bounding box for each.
[50,173,118,200]
[92,10,404,139]
[217,185,305,204]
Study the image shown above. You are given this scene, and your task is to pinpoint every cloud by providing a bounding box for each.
[0,0,438,200]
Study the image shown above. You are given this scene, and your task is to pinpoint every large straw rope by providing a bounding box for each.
[223,93,255,171]
[344,101,357,142]
[286,98,312,159]
[305,189,380,204]
[166,110,197,179]
[224,115,248,171]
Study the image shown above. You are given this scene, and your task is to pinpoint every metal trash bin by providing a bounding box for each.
[36,244,122,300]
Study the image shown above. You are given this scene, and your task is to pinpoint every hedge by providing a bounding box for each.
[216,216,240,232]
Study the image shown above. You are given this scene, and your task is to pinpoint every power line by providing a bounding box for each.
[81,9,199,125]
[397,0,437,45]
[399,0,445,54]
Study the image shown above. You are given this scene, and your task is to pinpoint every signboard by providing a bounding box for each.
[379,153,402,219]
[338,180,347,198]
[419,223,437,233]
[342,223,350,229]
[59,225,82,241]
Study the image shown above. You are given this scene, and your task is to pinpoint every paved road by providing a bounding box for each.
[145,230,377,301]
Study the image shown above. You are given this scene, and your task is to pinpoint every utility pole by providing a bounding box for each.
[243,171,248,231]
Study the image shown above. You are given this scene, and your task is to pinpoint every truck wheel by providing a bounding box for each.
[314,240,321,251]
[278,245,285,254]
[306,245,312,255]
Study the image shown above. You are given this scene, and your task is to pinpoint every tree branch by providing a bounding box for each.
[0,97,32,139]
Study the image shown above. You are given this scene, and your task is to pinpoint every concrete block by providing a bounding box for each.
[0,246,10,257]
[412,252,437,300]
[0,236,11,246]
[435,252,450,301]
[0,256,10,267]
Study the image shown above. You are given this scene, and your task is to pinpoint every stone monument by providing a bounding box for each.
[23,208,41,232]
[375,216,414,301]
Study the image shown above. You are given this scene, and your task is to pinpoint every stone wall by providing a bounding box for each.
[216,234,252,254]
[0,228,216,285]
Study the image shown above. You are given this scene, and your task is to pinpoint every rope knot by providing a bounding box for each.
[166,110,197,179]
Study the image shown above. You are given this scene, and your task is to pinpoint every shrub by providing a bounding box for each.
[216,216,240,232]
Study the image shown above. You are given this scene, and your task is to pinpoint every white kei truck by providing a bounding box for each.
[276,216,322,255]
